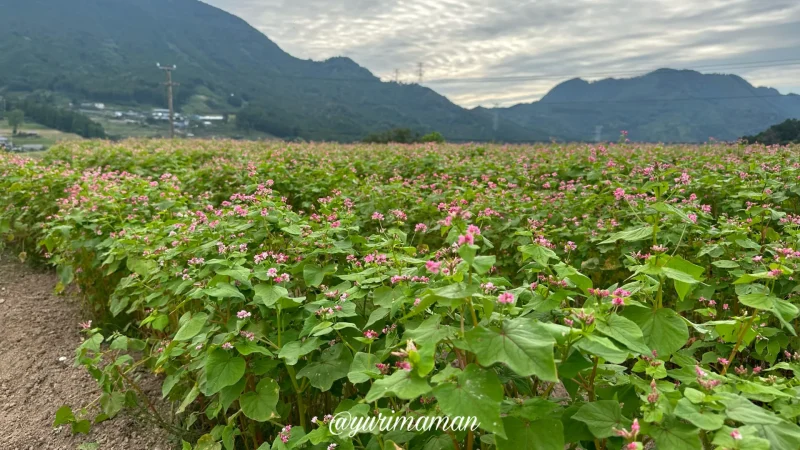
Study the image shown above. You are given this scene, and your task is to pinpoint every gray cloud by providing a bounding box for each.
[204,0,800,107]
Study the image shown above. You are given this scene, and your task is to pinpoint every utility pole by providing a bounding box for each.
[417,62,424,84]
[157,63,179,139]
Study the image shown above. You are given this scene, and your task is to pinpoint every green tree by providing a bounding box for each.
[7,109,24,135]
[421,131,445,143]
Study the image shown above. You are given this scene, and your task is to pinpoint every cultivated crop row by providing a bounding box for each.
[1,141,799,449]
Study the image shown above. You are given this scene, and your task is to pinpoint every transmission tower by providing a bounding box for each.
[417,62,424,84]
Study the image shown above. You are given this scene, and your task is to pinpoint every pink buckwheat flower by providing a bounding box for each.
[236,310,251,319]
[497,292,515,304]
[363,330,379,339]
[426,260,442,274]
[457,233,475,246]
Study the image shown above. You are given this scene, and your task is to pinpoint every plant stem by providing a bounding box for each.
[587,357,599,401]
[286,365,307,429]
[722,313,757,375]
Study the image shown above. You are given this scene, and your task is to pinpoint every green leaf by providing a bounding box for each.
[162,372,181,399]
[720,396,781,425]
[600,225,653,244]
[650,418,703,450]
[364,307,390,329]
[204,349,246,395]
[738,292,776,310]
[303,264,334,287]
[712,260,740,269]
[347,352,381,384]
[572,400,630,438]
[217,267,251,284]
[623,306,688,356]
[772,299,799,336]
[281,224,303,235]
[596,314,651,355]
[195,434,223,450]
[404,315,456,345]
[296,344,351,391]
[177,384,200,414]
[205,282,244,300]
[234,341,273,356]
[71,419,91,435]
[253,284,288,307]
[174,312,208,341]
[240,378,280,422]
[753,422,800,450]
[433,364,505,437]
[472,255,496,275]
[99,392,125,419]
[126,257,156,277]
[219,378,246,411]
[464,318,557,381]
[712,426,770,450]
[458,244,477,264]
[574,335,630,364]
[736,239,761,249]
[663,255,705,300]
[519,244,558,266]
[674,398,724,430]
[734,272,773,284]
[278,337,321,365]
[429,282,478,300]
[54,405,75,427]
[365,370,432,402]
[495,418,564,450]
[554,263,593,293]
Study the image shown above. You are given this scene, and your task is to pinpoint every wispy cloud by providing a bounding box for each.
[204,0,800,107]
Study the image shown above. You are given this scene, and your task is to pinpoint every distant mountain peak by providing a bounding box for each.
[496,68,800,142]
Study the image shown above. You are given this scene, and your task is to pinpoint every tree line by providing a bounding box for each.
[362,128,445,144]
[743,119,800,145]
[5,100,106,138]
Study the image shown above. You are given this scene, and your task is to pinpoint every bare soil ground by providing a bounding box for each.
[0,252,174,450]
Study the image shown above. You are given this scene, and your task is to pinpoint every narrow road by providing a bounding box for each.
[0,252,170,450]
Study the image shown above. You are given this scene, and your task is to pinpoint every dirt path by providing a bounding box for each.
[0,253,173,450]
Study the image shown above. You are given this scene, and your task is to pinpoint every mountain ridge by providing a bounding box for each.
[483,68,800,142]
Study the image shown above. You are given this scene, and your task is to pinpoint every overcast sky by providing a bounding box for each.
[204,0,800,108]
